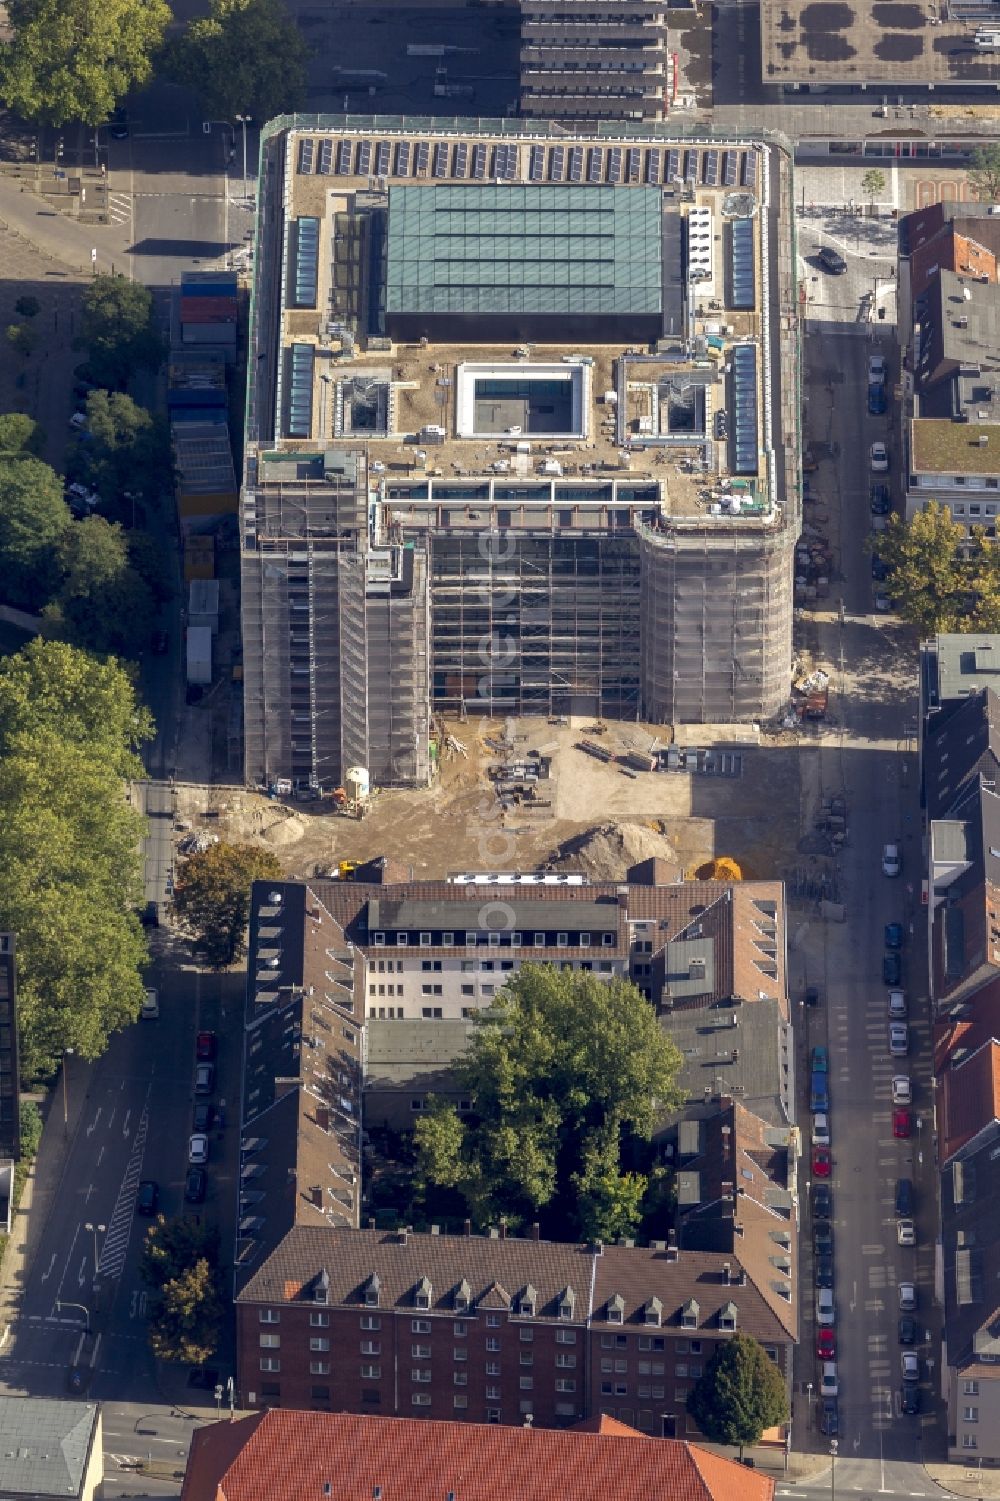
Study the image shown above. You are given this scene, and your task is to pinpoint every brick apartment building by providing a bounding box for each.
[234,1223,796,1436]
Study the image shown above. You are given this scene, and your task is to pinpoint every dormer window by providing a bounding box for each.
[415,1276,432,1310]
[719,1300,738,1332]
[607,1292,624,1325]
[580,932,591,947]
[313,1268,330,1305]
[396,933,408,947]
[602,933,614,947]
[465,931,477,947]
[534,932,545,947]
[519,1284,537,1317]
[644,1296,662,1329]
[373,933,385,946]
[488,932,500,947]
[365,1273,381,1308]
[420,932,432,947]
[442,932,455,946]
[454,1278,471,1313]
[681,1298,699,1330]
[558,1286,576,1321]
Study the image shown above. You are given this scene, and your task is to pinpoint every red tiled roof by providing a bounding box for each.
[934,975,1000,1074]
[938,1039,1000,1164]
[181,1410,775,1501]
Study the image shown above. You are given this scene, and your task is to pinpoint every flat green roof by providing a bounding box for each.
[385,185,662,318]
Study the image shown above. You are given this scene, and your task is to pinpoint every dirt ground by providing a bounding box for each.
[174,713,804,883]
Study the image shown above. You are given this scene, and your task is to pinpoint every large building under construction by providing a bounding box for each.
[242,117,800,793]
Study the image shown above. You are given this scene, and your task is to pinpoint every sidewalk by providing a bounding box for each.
[0,171,133,279]
[0,1055,96,1339]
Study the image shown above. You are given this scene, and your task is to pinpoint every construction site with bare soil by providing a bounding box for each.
[172,712,827,888]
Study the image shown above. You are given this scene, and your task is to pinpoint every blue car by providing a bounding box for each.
[883,951,902,986]
[868,382,886,415]
[885,922,904,950]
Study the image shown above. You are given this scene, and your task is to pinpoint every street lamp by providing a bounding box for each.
[61,1048,75,1137]
[830,1438,838,1501]
[84,1222,106,1279]
[234,114,252,192]
[806,1380,813,1429]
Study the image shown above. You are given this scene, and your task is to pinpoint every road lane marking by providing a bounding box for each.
[86,1108,103,1137]
[39,1254,56,1283]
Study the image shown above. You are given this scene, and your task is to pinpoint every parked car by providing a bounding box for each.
[892,1076,912,1105]
[883,951,902,986]
[901,1385,920,1415]
[805,985,820,1007]
[820,1397,840,1436]
[895,1178,914,1217]
[136,1180,159,1216]
[810,1069,830,1113]
[897,1218,916,1247]
[885,922,904,949]
[812,1112,831,1148]
[188,1133,209,1165]
[140,987,159,1019]
[901,1352,920,1383]
[815,1254,835,1288]
[867,381,886,415]
[898,1316,917,1345]
[196,1031,217,1061]
[868,354,887,385]
[194,1062,215,1096]
[812,1146,832,1178]
[872,554,891,581]
[813,1183,832,1220]
[870,441,889,473]
[820,1362,839,1398]
[184,1166,207,1204]
[888,989,907,1019]
[814,1223,834,1256]
[882,842,901,877]
[193,1103,215,1133]
[873,590,893,613]
[816,1288,835,1325]
[898,1281,917,1313]
[889,1021,909,1056]
[893,1108,912,1139]
[817,1327,836,1360]
[811,1045,829,1074]
[818,246,847,274]
[870,483,891,515]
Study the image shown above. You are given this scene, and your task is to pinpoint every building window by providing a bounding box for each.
[361,1341,381,1356]
[454,1371,468,1386]
[360,1316,381,1330]
[486,1314,501,1327]
[555,1378,576,1393]
[311,1385,331,1400]
[486,1338,500,1352]
[420,933,432,947]
[309,1336,329,1352]
[412,1369,432,1383]
[259,1334,280,1349]
[556,1353,576,1368]
[486,1362,500,1376]
[519,1328,534,1344]
[412,1320,431,1333]
[454,1348,467,1362]
[397,934,407,947]
[454,1321,467,1337]
[310,1361,330,1375]
[962,1434,978,1450]
[411,1098,425,1111]
[412,1345,431,1358]
[534,933,545,947]
[260,1381,280,1398]
[487,1408,501,1422]
[259,1309,280,1324]
[964,1407,979,1423]
[361,1364,380,1379]
[412,1394,432,1407]
[556,1330,576,1345]
[557,932,568,946]
[520,1352,534,1366]
[310,1312,330,1328]
[963,1381,980,1396]
[461,985,474,996]
[259,1357,281,1373]
[519,1376,534,1391]
[421,1007,443,1019]
[443,932,454,946]
[465,932,477,946]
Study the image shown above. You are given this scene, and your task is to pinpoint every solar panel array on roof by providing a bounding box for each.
[703,150,719,187]
[497,144,518,180]
[741,150,757,189]
[529,145,544,182]
[357,140,372,177]
[298,138,314,174]
[336,139,352,175]
[627,148,641,183]
[317,139,333,175]
[287,344,314,439]
[731,344,758,476]
[730,218,755,311]
[433,142,449,178]
[414,142,430,175]
[550,146,565,181]
[723,151,739,187]
[395,141,411,176]
[375,141,391,178]
[685,150,699,183]
[472,143,487,179]
[587,147,603,183]
[568,146,583,182]
[646,149,661,185]
[607,147,622,184]
[665,148,679,183]
[453,142,468,178]
[292,216,319,308]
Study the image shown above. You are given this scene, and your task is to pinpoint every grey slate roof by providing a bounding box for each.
[658,996,792,1127]
[0,1397,99,1499]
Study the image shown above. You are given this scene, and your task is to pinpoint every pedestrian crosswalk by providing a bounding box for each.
[106,192,130,226]
[97,1106,148,1283]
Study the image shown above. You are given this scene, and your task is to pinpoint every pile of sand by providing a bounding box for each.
[546,821,681,883]
[261,811,307,847]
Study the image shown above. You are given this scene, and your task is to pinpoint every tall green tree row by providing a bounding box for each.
[0,639,153,1077]
[413,966,684,1243]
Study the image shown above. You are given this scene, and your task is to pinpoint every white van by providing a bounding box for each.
[141,988,159,1019]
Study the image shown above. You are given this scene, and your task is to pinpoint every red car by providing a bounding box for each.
[196,1030,217,1062]
[893,1108,911,1139]
[816,1328,836,1361]
[812,1147,832,1178]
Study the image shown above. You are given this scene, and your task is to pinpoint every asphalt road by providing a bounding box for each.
[791,270,936,1493]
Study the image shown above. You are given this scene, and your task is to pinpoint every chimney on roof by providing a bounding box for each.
[523,1414,534,1428]
[666,1230,679,1262]
[531,1222,540,1241]
[310,1186,323,1208]
[499,1218,507,1240]
[400,1228,408,1245]
[723,1261,732,1284]
[431,1224,440,1236]
[368,1217,375,1230]
[464,1219,472,1237]
[316,1106,330,1131]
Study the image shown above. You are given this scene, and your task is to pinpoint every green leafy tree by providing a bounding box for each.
[140,1216,223,1363]
[0,412,46,458]
[72,390,174,519]
[14,296,39,318]
[968,145,1000,205]
[0,0,171,127]
[167,0,307,122]
[77,276,164,391]
[0,639,153,1076]
[44,514,153,655]
[860,167,886,208]
[128,529,176,607]
[0,455,71,608]
[686,1333,789,1457]
[172,841,283,966]
[876,503,968,634]
[6,322,36,358]
[413,965,684,1241]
